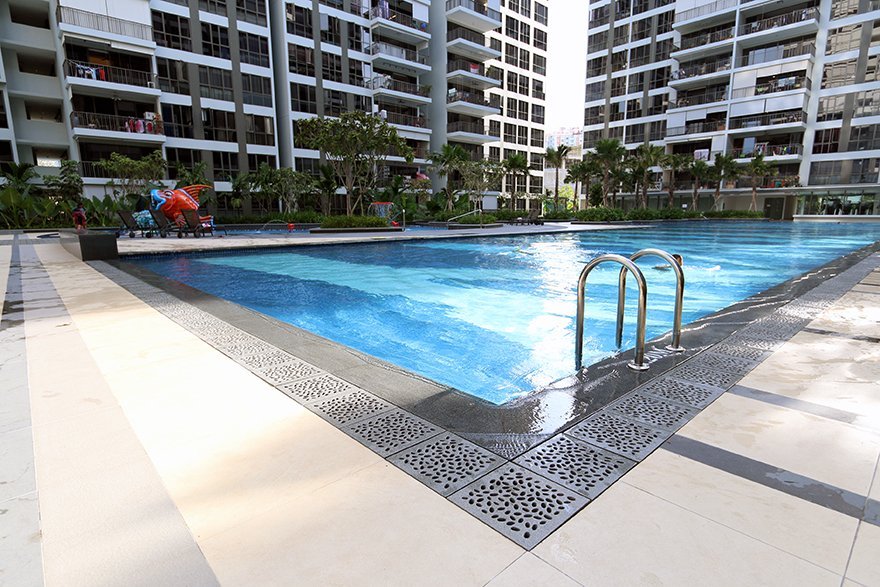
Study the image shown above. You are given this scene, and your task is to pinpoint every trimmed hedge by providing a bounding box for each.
[456,214,497,224]
[703,210,765,218]
[574,207,626,222]
[216,211,326,224]
[574,207,764,222]
[319,215,389,228]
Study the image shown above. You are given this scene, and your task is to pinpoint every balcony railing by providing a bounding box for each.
[445,0,502,22]
[680,26,734,50]
[71,111,164,135]
[810,173,879,186]
[447,27,486,45]
[672,57,732,80]
[365,76,430,96]
[364,6,429,33]
[667,120,727,136]
[384,111,427,127]
[732,144,803,158]
[745,41,815,66]
[64,59,156,88]
[447,120,495,135]
[740,7,818,36]
[367,42,426,64]
[448,59,491,76]
[730,76,810,99]
[669,88,729,108]
[447,88,501,108]
[729,110,806,129]
[736,175,802,188]
[56,5,152,41]
[674,0,737,23]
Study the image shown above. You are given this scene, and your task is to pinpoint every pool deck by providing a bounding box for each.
[2,233,880,586]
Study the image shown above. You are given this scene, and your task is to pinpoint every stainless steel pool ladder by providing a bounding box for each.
[575,254,649,372]
[616,248,686,353]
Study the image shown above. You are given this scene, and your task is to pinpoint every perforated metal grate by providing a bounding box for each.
[390,433,503,496]
[452,464,588,549]
[685,352,760,375]
[710,343,769,362]
[609,392,697,430]
[279,373,358,404]
[238,350,301,370]
[566,411,669,461]
[222,340,280,358]
[725,335,785,352]
[667,364,742,389]
[257,360,323,384]
[636,377,723,409]
[310,389,395,425]
[515,435,634,500]
[345,409,442,455]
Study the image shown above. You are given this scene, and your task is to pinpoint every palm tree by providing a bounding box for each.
[565,158,593,212]
[503,152,531,211]
[429,144,469,210]
[689,159,711,211]
[594,139,626,207]
[1,162,39,194]
[711,153,740,211]
[662,153,690,209]
[632,144,666,209]
[545,145,571,213]
[743,154,776,212]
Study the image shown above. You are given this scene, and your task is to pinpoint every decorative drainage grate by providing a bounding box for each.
[566,411,669,461]
[310,389,395,426]
[345,409,442,455]
[257,361,323,385]
[222,340,279,358]
[725,335,785,352]
[667,364,742,389]
[608,392,697,430]
[451,464,588,549]
[710,343,769,362]
[279,373,359,404]
[390,433,503,496]
[238,350,300,370]
[685,352,761,375]
[514,435,635,500]
[635,377,723,409]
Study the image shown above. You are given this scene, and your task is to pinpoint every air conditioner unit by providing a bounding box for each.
[146,81,155,88]
[144,112,156,121]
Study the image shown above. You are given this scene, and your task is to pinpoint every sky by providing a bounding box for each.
[544,0,589,134]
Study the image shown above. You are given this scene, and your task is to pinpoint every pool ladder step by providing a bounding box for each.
[575,248,685,372]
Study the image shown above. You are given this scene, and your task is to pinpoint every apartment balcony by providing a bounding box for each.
[10,119,68,147]
[446,0,502,34]
[672,26,735,60]
[446,120,498,144]
[738,7,819,47]
[363,6,430,44]
[383,111,428,131]
[0,17,54,52]
[735,174,802,188]
[809,173,879,186]
[666,120,727,138]
[668,88,729,109]
[446,59,502,90]
[673,0,738,32]
[367,42,431,75]
[365,77,431,106]
[64,59,160,99]
[446,27,501,62]
[732,143,803,160]
[728,110,807,133]
[730,76,810,99]
[56,5,154,47]
[70,111,165,143]
[740,41,815,68]
[446,88,501,116]
[670,57,733,88]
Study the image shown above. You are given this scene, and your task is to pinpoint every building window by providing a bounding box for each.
[242,73,272,106]
[812,128,840,154]
[588,31,608,53]
[531,104,545,124]
[848,124,880,151]
[321,52,343,83]
[506,44,517,66]
[248,153,276,172]
[287,5,312,37]
[202,109,237,142]
[348,23,366,52]
[212,151,239,181]
[289,45,315,77]
[320,14,341,46]
[348,58,367,86]
[519,48,530,70]
[157,58,189,94]
[199,66,234,101]
[826,24,862,54]
[534,28,547,51]
[823,59,857,89]
[239,32,269,67]
[517,125,528,145]
[202,23,230,59]
[504,123,516,142]
[152,11,191,51]
[490,38,502,52]
[533,54,546,76]
[535,3,548,25]
[291,83,317,113]
[246,114,275,145]
[489,120,501,137]
[531,128,544,147]
[236,0,266,25]
[532,79,544,99]
[199,0,226,15]
[161,104,194,138]
[324,89,345,117]
[167,148,200,180]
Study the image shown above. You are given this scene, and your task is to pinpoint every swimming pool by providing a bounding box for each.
[132,221,880,404]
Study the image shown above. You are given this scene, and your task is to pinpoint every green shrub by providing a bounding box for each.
[703,209,765,218]
[320,215,390,228]
[624,208,661,221]
[575,207,626,222]
[216,211,325,224]
[456,214,497,224]
[542,211,574,220]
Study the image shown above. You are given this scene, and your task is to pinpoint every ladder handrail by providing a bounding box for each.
[615,248,685,352]
[576,254,649,372]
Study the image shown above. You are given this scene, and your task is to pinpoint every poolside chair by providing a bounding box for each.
[516,209,543,225]
[182,209,226,237]
[148,209,181,238]
[117,210,151,238]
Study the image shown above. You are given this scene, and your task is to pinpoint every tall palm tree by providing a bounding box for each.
[565,158,594,212]
[545,144,571,213]
[594,138,626,207]
[711,153,740,211]
[503,152,531,211]
[429,144,469,210]
[743,154,776,212]
[632,144,666,209]
[689,159,711,211]
[662,153,690,209]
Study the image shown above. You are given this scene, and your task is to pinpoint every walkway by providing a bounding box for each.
[1,235,878,586]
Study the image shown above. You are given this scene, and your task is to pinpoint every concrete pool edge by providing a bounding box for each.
[99,237,880,460]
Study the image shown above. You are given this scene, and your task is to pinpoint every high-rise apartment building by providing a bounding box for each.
[583,0,880,217]
[485,0,548,210]
[0,0,523,212]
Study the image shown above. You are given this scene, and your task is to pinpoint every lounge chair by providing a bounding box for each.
[515,209,543,225]
[117,210,151,238]
[182,209,226,237]
[149,209,182,238]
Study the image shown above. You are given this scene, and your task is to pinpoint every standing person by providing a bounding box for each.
[72,202,87,232]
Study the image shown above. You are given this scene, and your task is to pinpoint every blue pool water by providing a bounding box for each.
[132,221,880,404]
